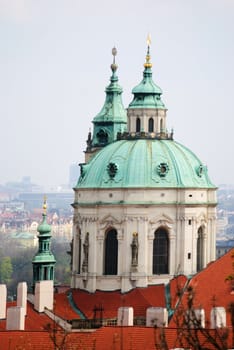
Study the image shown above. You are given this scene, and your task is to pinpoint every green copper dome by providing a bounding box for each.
[37,214,51,235]
[76,139,215,189]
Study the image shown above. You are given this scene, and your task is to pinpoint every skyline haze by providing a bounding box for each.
[0,0,233,188]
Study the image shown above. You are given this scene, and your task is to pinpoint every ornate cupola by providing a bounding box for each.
[85,47,127,162]
[127,36,169,138]
[32,197,56,289]
[72,40,217,293]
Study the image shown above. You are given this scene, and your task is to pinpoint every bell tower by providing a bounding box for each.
[84,48,127,162]
[32,198,56,289]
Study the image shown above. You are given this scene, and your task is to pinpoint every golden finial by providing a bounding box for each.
[133,232,138,237]
[144,34,152,69]
[43,195,47,215]
[147,33,151,47]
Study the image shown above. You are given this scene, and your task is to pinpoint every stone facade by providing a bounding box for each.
[71,187,216,292]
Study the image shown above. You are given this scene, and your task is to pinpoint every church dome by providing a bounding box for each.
[77,138,215,189]
[72,43,217,293]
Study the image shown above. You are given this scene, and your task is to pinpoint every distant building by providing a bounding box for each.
[18,192,73,211]
[216,239,234,258]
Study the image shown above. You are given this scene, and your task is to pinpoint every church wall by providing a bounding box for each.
[72,186,216,292]
[127,108,166,134]
[75,188,216,206]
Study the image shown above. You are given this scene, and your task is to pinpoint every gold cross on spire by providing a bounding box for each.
[144,34,152,68]
[147,33,151,47]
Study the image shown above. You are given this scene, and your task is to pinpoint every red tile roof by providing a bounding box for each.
[1,251,233,349]
[71,284,166,319]
[0,326,232,350]
[0,301,53,331]
[0,330,95,350]
[169,274,188,309]
[170,248,234,328]
[54,292,79,320]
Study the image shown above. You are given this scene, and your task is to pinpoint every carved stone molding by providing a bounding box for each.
[124,216,148,222]
[150,213,173,225]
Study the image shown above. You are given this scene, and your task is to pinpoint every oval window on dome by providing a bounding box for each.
[157,162,169,177]
[196,164,206,177]
[107,162,118,179]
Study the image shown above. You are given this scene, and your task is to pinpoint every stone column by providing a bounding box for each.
[191,219,197,274]
[203,231,207,269]
[177,216,185,273]
[96,229,104,276]
[169,231,176,275]
[148,230,154,276]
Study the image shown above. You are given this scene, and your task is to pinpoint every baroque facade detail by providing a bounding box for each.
[71,45,217,293]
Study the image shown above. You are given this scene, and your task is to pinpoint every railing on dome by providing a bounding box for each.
[117,130,174,141]
[70,316,146,329]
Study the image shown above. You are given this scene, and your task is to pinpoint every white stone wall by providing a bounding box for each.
[127,108,167,134]
[71,187,216,292]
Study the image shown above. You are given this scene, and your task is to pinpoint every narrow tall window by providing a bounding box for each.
[148,118,154,132]
[197,227,204,272]
[104,229,118,275]
[136,118,141,132]
[97,129,108,145]
[153,228,169,274]
[160,118,163,132]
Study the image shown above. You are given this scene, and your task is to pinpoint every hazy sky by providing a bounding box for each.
[0,0,234,189]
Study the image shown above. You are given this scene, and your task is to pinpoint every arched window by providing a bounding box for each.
[153,228,169,274]
[136,118,141,132]
[104,229,118,275]
[97,129,108,145]
[148,118,154,132]
[197,227,204,272]
[43,266,47,280]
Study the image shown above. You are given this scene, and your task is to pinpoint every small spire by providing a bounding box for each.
[111,47,118,73]
[43,195,47,215]
[144,34,152,69]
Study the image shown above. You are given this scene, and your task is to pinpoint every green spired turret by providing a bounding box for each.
[127,36,168,137]
[128,37,166,110]
[32,198,56,289]
[85,47,127,162]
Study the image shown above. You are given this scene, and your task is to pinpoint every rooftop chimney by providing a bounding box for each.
[17,282,27,316]
[0,284,7,319]
[6,306,25,330]
[210,307,226,328]
[146,307,168,327]
[117,307,134,326]
[34,280,54,313]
